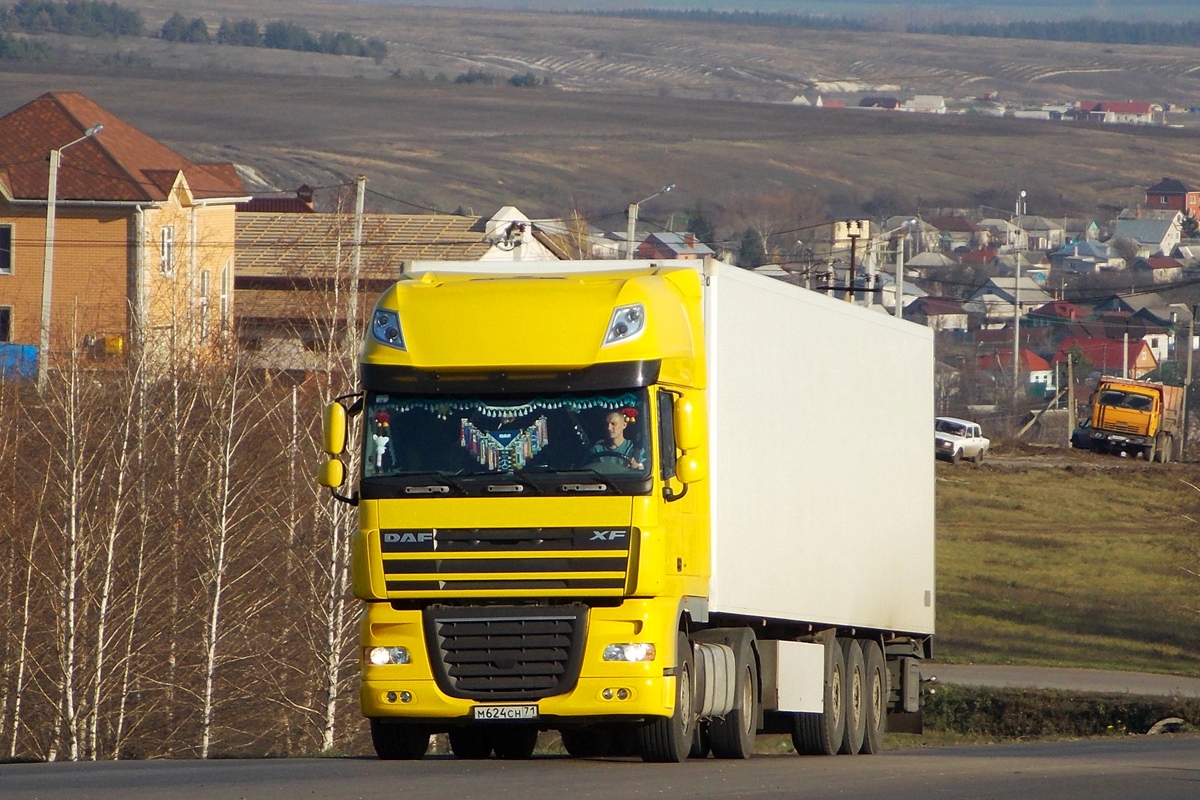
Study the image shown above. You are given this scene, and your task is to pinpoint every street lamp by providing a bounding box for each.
[873,219,916,318]
[625,183,674,259]
[38,123,103,391]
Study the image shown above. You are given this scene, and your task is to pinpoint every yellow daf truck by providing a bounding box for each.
[319,258,935,762]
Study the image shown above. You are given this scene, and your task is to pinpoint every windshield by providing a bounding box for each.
[362,389,652,494]
[1098,390,1153,411]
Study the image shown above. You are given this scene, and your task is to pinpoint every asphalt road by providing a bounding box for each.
[3,737,1200,800]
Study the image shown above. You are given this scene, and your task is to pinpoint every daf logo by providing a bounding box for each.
[590,530,627,541]
[383,531,434,544]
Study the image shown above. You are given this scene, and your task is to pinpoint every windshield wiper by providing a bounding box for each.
[376,471,472,496]
[486,470,544,495]
[551,469,619,493]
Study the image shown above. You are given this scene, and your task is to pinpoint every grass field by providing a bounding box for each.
[936,460,1200,677]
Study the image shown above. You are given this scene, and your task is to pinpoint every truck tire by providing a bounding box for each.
[708,636,759,759]
[860,641,887,755]
[370,719,429,760]
[560,726,614,757]
[839,639,866,755]
[639,632,696,763]
[449,726,494,759]
[493,725,538,759]
[791,637,846,756]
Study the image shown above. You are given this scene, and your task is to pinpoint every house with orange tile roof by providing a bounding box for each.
[0,91,248,375]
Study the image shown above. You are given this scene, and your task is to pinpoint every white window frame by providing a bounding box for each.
[219,262,231,323]
[0,223,12,275]
[161,226,175,276]
[199,270,210,339]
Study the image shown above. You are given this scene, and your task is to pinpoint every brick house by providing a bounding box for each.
[0,91,247,374]
[1144,177,1200,219]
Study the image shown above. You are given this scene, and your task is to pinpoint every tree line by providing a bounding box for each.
[0,269,368,760]
[162,14,388,62]
[590,8,1200,48]
[0,1,387,62]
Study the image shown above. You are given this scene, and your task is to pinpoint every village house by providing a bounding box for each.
[965,276,1054,328]
[1131,255,1184,284]
[1144,177,1200,219]
[635,231,715,260]
[1053,336,1158,380]
[977,348,1055,397]
[1111,214,1183,258]
[925,216,985,252]
[235,204,560,371]
[1076,101,1158,125]
[904,296,970,332]
[0,91,247,376]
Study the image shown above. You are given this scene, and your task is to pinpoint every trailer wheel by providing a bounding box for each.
[860,641,887,755]
[370,719,429,760]
[493,725,539,759]
[639,631,696,763]
[449,726,494,759]
[839,639,866,755]
[791,637,845,756]
[560,726,614,757]
[709,636,759,759]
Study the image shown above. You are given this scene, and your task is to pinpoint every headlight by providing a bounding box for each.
[367,646,411,666]
[603,304,645,346]
[602,643,656,662]
[371,308,406,350]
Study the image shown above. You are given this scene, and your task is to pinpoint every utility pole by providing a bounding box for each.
[844,220,864,303]
[349,175,366,354]
[1185,308,1196,460]
[1012,190,1026,400]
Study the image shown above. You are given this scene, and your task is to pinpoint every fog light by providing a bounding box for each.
[602,643,656,662]
[616,688,630,700]
[399,691,413,704]
[367,646,411,666]
[386,692,397,703]
[602,688,614,700]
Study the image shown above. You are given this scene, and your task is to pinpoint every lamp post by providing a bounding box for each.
[38,123,103,391]
[1013,190,1026,400]
[625,183,674,259]
[873,219,916,317]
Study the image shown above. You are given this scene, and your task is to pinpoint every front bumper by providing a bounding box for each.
[360,596,682,725]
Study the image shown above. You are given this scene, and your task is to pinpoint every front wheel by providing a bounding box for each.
[371,719,429,760]
[639,632,696,763]
[449,726,494,759]
[493,725,539,759]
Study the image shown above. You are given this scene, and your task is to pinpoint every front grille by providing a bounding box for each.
[379,527,632,598]
[425,605,587,700]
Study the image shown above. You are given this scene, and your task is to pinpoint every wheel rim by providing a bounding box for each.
[680,664,693,735]
[741,666,754,735]
[870,669,884,724]
[830,664,843,728]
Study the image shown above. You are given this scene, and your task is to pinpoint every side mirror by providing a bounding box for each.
[674,396,704,452]
[676,454,707,484]
[323,402,347,455]
[318,458,346,489]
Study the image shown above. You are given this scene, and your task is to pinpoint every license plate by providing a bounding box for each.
[472,704,538,721]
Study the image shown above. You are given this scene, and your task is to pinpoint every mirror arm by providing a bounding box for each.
[329,488,359,506]
[662,482,688,503]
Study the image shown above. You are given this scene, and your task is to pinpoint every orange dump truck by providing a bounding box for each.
[1088,377,1184,462]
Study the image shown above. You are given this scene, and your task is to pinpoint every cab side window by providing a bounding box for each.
[657,391,677,481]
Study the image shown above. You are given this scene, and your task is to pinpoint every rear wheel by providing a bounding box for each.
[951,449,962,465]
[371,720,429,760]
[791,637,845,756]
[449,726,494,759]
[709,636,759,759]
[839,639,866,755]
[973,447,985,464]
[639,632,696,763]
[493,725,539,759]
[860,641,887,755]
